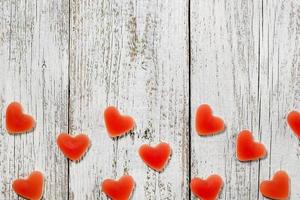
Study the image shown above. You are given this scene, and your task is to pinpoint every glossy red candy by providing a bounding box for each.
[190,175,223,200]
[56,133,90,161]
[104,106,135,138]
[101,175,135,200]
[287,111,300,138]
[195,104,225,136]
[12,171,44,200]
[236,130,267,161]
[260,171,290,200]
[6,102,35,134]
[138,142,172,172]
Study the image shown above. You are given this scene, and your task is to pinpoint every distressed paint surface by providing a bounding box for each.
[69,0,189,199]
[0,0,69,199]
[0,0,299,199]
[191,0,300,200]
[258,1,300,200]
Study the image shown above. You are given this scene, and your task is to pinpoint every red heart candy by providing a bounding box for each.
[190,175,223,200]
[236,130,267,161]
[260,171,290,200]
[6,102,35,134]
[104,106,135,138]
[56,133,90,161]
[287,111,300,138]
[195,104,225,136]
[12,171,44,200]
[101,175,135,200]
[138,142,172,172]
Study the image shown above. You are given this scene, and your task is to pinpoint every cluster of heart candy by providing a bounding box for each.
[5,102,300,200]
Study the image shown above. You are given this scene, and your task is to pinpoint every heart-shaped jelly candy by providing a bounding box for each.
[190,175,223,200]
[287,111,300,138]
[260,171,290,200]
[101,175,135,200]
[138,142,172,172]
[56,133,90,161]
[104,106,135,138]
[6,102,35,134]
[12,171,44,200]
[236,130,267,161]
[195,104,225,136]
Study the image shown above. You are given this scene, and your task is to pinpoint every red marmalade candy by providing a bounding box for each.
[56,133,90,161]
[287,111,300,138]
[236,130,267,161]
[104,106,135,138]
[190,175,223,200]
[101,175,135,200]
[12,171,44,200]
[260,171,290,200]
[195,104,225,136]
[6,102,35,134]
[139,142,172,172]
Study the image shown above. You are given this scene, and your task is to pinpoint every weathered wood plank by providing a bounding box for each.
[69,0,189,199]
[190,0,261,199]
[258,1,300,199]
[0,0,69,199]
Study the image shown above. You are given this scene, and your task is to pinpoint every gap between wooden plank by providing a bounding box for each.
[188,0,192,199]
[67,0,71,199]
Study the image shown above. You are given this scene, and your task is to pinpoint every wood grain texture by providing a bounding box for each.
[69,0,189,199]
[0,0,299,199]
[258,0,300,199]
[191,0,261,199]
[191,0,299,200]
[0,0,69,199]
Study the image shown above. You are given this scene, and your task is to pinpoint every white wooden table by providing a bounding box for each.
[0,0,299,199]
